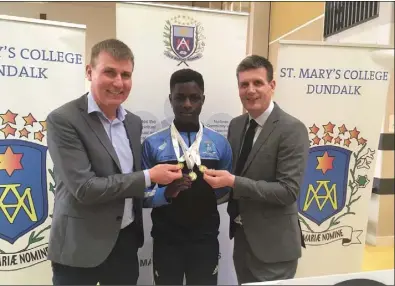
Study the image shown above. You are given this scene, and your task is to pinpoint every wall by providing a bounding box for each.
[269,1,325,43]
[246,2,270,57]
[268,2,325,77]
[325,1,395,246]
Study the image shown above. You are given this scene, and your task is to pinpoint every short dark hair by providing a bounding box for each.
[90,39,134,67]
[236,55,274,82]
[170,69,204,93]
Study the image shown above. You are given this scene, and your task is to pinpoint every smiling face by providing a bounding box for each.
[237,67,276,118]
[169,81,205,125]
[86,51,133,118]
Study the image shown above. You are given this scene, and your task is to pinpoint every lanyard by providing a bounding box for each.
[170,121,203,171]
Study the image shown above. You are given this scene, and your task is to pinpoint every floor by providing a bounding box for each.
[362,245,394,271]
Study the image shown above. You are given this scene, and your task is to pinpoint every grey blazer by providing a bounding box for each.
[229,103,309,263]
[46,94,145,268]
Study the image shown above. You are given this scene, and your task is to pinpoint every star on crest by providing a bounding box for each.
[309,124,319,135]
[344,138,351,147]
[0,124,17,138]
[23,113,37,127]
[34,131,44,142]
[0,146,23,176]
[349,127,360,139]
[316,151,335,174]
[0,110,17,125]
[358,137,367,145]
[334,136,342,145]
[323,133,333,144]
[323,122,335,133]
[338,124,348,135]
[39,121,47,131]
[19,128,30,139]
[312,136,321,145]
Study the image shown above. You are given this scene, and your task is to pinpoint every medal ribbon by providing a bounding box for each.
[170,121,203,170]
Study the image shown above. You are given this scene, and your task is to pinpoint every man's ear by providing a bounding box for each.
[86,64,92,81]
[202,94,205,104]
[269,79,276,91]
[168,93,172,102]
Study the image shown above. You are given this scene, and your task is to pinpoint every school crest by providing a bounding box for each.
[298,122,374,246]
[163,15,205,66]
[299,145,351,225]
[0,140,48,244]
[0,110,55,271]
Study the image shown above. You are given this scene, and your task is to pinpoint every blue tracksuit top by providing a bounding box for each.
[142,123,232,241]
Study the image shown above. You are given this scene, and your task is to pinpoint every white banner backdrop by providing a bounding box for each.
[273,40,392,278]
[0,15,86,284]
[116,2,248,284]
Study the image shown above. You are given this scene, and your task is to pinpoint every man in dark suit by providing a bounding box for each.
[203,55,309,283]
[46,39,182,285]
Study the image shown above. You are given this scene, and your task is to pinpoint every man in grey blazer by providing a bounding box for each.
[46,39,182,285]
[204,55,309,283]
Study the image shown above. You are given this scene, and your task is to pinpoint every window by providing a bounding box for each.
[324,1,380,38]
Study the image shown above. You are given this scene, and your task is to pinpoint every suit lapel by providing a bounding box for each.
[232,114,249,173]
[241,104,281,175]
[78,95,122,171]
[124,115,141,171]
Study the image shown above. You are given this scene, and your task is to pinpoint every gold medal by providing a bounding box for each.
[189,171,197,181]
[199,165,207,173]
[177,162,184,169]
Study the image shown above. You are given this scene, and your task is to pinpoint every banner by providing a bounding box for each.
[116,2,248,284]
[0,15,86,284]
[273,40,392,277]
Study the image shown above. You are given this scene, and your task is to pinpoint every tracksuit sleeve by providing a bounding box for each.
[141,139,171,208]
[214,140,233,200]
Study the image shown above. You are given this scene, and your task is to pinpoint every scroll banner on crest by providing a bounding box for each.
[0,15,86,284]
[273,40,393,278]
[116,2,248,284]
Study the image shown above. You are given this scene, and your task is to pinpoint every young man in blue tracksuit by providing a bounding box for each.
[142,69,232,285]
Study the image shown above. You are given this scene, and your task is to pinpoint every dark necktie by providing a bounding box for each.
[235,119,258,176]
[228,119,258,237]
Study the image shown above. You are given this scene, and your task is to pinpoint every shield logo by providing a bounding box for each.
[171,25,196,59]
[204,141,213,153]
[298,145,351,225]
[0,139,48,244]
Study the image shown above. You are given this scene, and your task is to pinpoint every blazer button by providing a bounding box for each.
[116,216,122,221]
